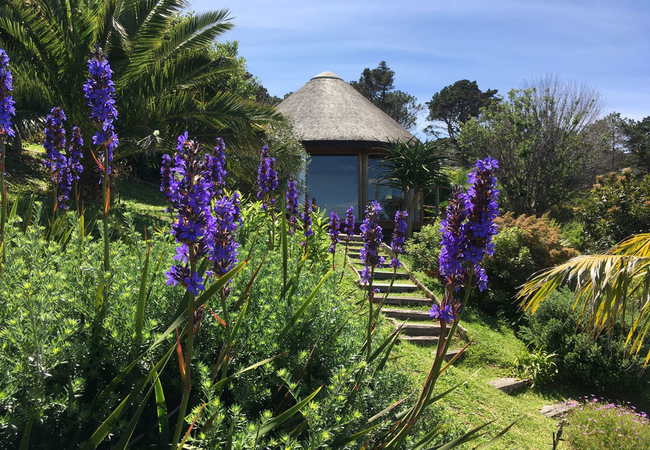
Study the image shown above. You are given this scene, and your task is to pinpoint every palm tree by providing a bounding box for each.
[518,233,650,364]
[0,0,279,184]
[378,138,449,236]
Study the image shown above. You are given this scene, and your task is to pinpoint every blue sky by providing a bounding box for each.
[192,0,650,131]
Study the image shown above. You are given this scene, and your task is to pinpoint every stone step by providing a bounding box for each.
[396,322,450,337]
[338,234,362,242]
[399,335,439,346]
[382,308,431,321]
[540,403,577,418]
[442,348,463,362]
[363,283,418,293]
[375,296,432,307]
[488,378,531,394]
[373,271,410,280]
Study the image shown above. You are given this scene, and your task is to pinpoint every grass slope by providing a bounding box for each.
[390,306,587,449]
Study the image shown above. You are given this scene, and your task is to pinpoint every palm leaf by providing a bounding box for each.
[518,233,650,363]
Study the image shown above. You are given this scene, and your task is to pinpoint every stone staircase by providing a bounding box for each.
[341,234,465,362]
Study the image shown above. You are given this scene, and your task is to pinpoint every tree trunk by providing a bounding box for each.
[404,188,417,238]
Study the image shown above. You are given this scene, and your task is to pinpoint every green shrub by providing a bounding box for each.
[404,220,441,275]
[511,347,557,387]
[477,213,578,318]
[561,221,585,251]
[577,168,650,252]
[518,290,650,399]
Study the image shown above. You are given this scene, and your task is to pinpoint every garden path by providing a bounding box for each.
[342,234,464,361]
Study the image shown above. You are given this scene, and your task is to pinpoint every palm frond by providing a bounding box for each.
[518,233,650,364]
[155,9,232,62]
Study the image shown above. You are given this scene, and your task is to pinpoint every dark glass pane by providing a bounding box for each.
[368,156,405,220]
[307,155,358,216]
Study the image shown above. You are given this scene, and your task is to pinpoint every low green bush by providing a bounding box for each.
[404,220,441,276]
[510,347,557,387]
[518,290,650,400]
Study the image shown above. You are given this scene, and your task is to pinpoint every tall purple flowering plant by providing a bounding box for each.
[359,200,384,284]
[164,133,214,295]
[83,45,118,181]
[389,157,499,446]
[285,177,299,234]
[0,49,15,145]
[359,200,384,358]
[432,157,499,323]
[257,145,278,210]
[83,45,118,272]
[0,48,15,264]
[42,107,73,212]
[328,211,340,268]
[162,132,243,447]
[390,210,408,269]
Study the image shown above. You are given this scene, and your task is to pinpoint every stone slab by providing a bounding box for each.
[488,378,530,394]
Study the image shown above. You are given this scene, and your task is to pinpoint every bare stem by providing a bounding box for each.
[171,246,197,449]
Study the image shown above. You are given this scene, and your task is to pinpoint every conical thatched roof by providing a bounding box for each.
[277,71,413,145]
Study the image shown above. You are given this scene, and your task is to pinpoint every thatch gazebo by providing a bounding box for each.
[277,71,416,224]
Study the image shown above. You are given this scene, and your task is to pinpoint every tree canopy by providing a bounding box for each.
[350,61,423,131]
[622,116,650,173]
[425,79,498,160]
[459,76,605,216]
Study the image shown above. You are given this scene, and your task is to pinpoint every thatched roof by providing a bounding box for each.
[277,71,413,146]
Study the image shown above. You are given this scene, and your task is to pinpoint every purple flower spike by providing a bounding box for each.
[439,186,468,286]
[257,145,278,210]
[285,177,299,233]
[68,126,84,183]
[343,206,355,241]
[83,45,118,181]
[165,133,215,295]
[390,210,408,268]
[205,137,227,196]
[301,194,313,243]
[328,211,340,254]
[359,201,384,283]
[463,157,500,263]
[0,49,16,146]
[434,157,499,325]
[210,192,241,278]
[42,107,73,210]
[163,132,241,296]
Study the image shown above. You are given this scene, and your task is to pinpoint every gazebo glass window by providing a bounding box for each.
[307,155,359,216]
[368,156,406,220]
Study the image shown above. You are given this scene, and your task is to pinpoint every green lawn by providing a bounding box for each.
[388,304,586,449]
